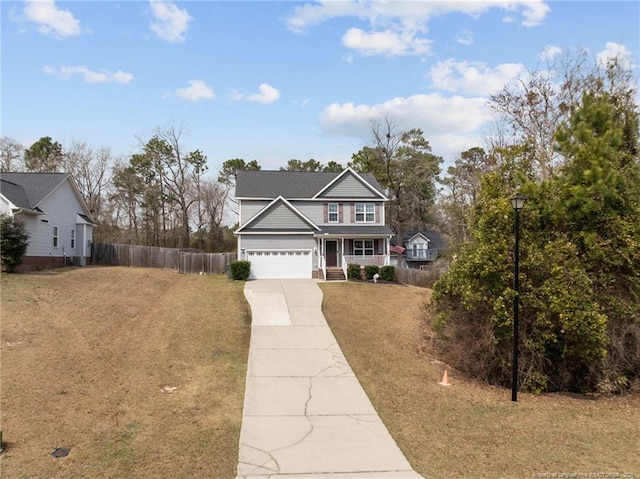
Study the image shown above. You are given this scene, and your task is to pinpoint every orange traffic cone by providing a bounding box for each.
[438,370,451,386]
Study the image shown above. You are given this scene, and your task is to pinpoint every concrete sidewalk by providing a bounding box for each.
[236,279,424,479]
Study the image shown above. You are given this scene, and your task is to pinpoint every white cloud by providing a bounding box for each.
[43,65,133,84]
[232,83,281,105]
[149,0,192,42]
[286,1,550,57]
[456,29,474,46]
[342,28,431,57]
[540,45,562,61]
[22,0,81,38]
[319,93,492,160]
[521,1,551,27]
[597,42,634,69]
[429,59,525,96]
[175,80,215,101]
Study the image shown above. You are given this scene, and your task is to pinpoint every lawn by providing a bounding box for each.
[320,282,640,479]
[0,266,250,479]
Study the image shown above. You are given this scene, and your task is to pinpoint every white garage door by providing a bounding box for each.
[246,250,312,279]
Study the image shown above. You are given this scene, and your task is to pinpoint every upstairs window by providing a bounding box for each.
[355,203,375,222]
[53,226,59,247]
[328,203,339,223]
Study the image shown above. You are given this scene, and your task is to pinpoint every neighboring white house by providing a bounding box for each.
[0,172,96,271]
[235,167,394,280]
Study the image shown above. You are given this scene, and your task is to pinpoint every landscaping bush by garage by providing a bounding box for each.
[230,260,251,280]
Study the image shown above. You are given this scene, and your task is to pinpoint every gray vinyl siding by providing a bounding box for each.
[0,196,12,216]
[289,201,322,224]
[247,203,312,230]
[17,180,92,258]
[320,174,379,198]
[241,234,315,250]
[76,225,85,257]
[292,201,385,225]
[240,200,269,226]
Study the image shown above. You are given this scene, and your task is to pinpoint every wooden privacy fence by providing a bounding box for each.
[178,251,236,275]
[92,243,236,275]
[395,266,442,288]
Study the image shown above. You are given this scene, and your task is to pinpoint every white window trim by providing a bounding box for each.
[328,203,339,223]
[353,239,374,256]
[53,226,59,248]
[355,203,375,223]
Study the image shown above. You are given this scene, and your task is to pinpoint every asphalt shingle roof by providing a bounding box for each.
[0,172,68,209]
[0,179,31,209]
[235,170,385,198]
[394,230,445,250]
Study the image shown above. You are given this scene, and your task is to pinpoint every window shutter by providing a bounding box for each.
[350,203,355,223]
[324,203,328,223]
[375,203,381,223]
[339,204,343,223]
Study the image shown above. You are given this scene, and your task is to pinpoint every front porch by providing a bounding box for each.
[316,236,391,280]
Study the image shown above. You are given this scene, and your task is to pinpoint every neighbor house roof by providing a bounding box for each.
[399,230,445,250]
[0,172,95,223]
[235,169,385,198]
[0,178,32,210]
[0,172,70,209]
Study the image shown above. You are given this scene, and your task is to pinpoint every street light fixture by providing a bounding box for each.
[510,193,527,402]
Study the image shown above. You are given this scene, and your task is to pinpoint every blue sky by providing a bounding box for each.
[2,1,638,174]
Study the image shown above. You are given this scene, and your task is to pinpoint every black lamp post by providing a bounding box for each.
[510,193,527,402]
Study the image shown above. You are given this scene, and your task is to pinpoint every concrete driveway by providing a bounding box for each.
[236,279,424,479]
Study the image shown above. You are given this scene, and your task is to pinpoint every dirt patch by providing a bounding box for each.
[1,266,250,479]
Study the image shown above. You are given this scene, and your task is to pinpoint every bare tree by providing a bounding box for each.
[64,140,114,222]
[0,137,25,172]
[349,117,442,234]
[488,49,601,179]
[151,122,208,248]
[199,179,230,251]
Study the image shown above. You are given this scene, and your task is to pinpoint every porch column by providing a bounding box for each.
[385,237,390,266]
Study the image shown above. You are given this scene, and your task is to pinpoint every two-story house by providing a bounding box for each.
[235,168,394,279]
[390,230,445,269]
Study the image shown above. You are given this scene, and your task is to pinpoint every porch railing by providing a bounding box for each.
[406,249,438,261]
[342,255,388,267]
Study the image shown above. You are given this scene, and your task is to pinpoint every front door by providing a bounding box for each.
[326,241,338,267]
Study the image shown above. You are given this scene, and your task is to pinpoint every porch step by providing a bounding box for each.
[325,267,346,281]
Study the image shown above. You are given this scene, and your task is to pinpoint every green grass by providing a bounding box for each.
[320,281,640,479]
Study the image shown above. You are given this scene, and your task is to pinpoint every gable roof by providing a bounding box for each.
[235,168,386,199]
[1,172,69,208]
[236,196,320,233]
[0,172,95,222]
[313,167,387,199]
[400,230,445,250]
[0,178,32,210]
